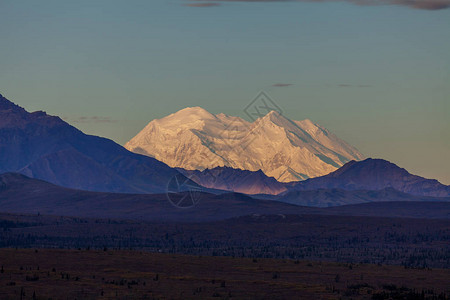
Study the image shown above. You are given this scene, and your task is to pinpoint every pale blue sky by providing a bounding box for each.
[0,0,449,183]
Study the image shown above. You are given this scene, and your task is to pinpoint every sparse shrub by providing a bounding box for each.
[335,274,340,283]
[26,274,39,281]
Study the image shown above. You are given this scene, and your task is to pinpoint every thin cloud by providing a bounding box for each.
[272,83,294,87]
[395,0,450,9]
[187,0,450,10]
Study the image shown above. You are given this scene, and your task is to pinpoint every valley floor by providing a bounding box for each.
[0,248,449,300]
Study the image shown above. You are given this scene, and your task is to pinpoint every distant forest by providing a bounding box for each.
[1,213,449,269]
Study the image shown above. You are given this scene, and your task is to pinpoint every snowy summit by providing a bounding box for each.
[125,107,364,182]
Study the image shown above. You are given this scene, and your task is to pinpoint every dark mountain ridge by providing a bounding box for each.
[179,158,450,201]
[288,158,450,197]
[0,94,195,194]
[177,166,288,195]
[0,172,315,222]
[1,172,449,221]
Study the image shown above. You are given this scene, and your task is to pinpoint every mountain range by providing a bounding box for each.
[0,93,195,194]
[1,173,449,221]
[0,93,449,216]
[176,158,450,198]
[125,107,364,182]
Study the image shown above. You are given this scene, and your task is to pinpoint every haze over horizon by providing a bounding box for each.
[0,0,449,184]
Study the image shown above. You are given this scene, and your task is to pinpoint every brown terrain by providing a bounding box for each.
[0,249,449,300]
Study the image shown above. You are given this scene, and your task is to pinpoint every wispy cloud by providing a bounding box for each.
[393,0,450,9]
[186,0,450,10]
[62,116,118,124]
[272,83,294,87]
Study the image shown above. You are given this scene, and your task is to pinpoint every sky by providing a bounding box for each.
[0,0,449,184]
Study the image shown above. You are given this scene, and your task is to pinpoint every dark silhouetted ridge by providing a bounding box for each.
[290,158,449,197]
[0,94,194,194]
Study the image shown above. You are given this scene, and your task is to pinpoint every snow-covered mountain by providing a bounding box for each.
[125,107,364,182]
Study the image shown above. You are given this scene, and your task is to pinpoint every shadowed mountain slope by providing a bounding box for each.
[177,166,288,195]
[0,173,314,222]
[0,94,193,194]
[278,187,450,207]
[1,173,449,221]
[289,158,450,197]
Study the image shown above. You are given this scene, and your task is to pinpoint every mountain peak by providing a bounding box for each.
[0,94,189,194]
[176,106,213,117]
[178,106,210,113]
[346,158,403,171]
[145,106,218,131]
[266,110,281,117]
[295,158,450,197]
[265,110,283,119]
[163,106,217,123]
[126,107,364,183]
[0,93,25,112]
[330,158,406,177]
[257,110,289,125]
